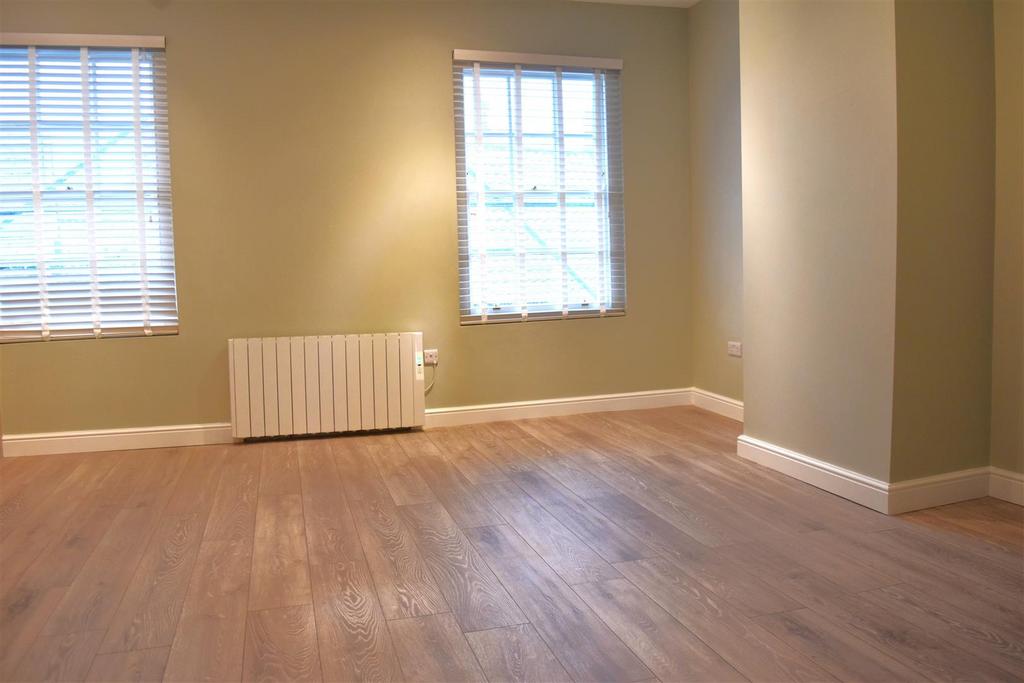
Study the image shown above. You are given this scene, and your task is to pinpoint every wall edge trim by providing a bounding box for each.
[2,385,744,457]
[989,466,1024,505]
[2,423,234,458]
[736,434,891,512]
[737,434,1022,514]
[690,388,744,421]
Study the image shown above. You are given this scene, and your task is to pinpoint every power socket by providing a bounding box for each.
[727,341,743,358]
[423,348,439,366]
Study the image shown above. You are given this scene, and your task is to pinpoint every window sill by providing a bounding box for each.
[460,309,625,325]
[0,326,179,344]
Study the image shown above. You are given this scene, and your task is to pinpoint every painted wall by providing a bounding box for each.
[889,0,996,481]
[992,0,1024,475]
[739,0,899,481]
[0,0,692,434]
[688,0,743,402]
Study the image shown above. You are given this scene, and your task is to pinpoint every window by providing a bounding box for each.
[453,50,625,324]
[0,34,177,342]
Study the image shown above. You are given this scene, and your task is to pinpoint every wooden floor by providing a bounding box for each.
[1,407,1022,683]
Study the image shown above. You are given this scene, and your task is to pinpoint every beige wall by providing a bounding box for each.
[992,0,1024,475]
[739,0,899,481]
[0,0,692,434]
[889,0,996,481]
[688,0,743,401]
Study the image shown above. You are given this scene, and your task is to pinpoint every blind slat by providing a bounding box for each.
[453,58,626,323]
[0,44,177,342]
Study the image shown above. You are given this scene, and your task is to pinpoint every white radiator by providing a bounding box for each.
[228,332,425,438]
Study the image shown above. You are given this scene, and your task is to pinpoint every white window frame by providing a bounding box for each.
[452,49,627,325]
[0,33,177,343]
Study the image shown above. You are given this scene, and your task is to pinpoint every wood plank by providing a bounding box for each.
[564,444,747,547]
[464,623,571,683]
[507,468,653,562]
[481,481,621,584]
[429,428,509,485]
[368,435,437,506]
[0,454,158,677]
[875,525,1023,595]
[463,427,541,475]
[308,560,405,683]
[512,422,620,499]
[807,527,1023,632]
[397,501,526,631]
[0,452,120,595]
[349,493,449,620]
[397,434,502,528]
[754,608,924,682]
[616,557,835,682]
[243,604,322,682]
[736,530,900,594]
[856,583,1024,677]
[575,578,744,682]
[297,440,362,561]
[713,539,850,607]
[11,630,105,683]
[161,447,227,517]
[203,449,261,543]
[0,587,66,681]
[259,441,302,496]
[465,524,653,683]
[249,492,312,612]
[99,512,205,653]
[0,455,80,540]
[591,493,802,617]
[336,439,449,620]
[796,590,1015,682]
[163,538,251,683]
[41,453,188,636]
[86,647,169,682]
[388,613,486,683]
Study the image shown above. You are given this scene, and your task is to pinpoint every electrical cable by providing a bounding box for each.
[425,361,439,394]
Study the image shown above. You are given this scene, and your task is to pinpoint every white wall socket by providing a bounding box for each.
[423,348,439,366]
[727,341,743,358]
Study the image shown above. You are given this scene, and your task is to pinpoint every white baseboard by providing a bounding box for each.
[690,388,744,421]
[2,386,742,457]
[3,423,233,458]
[989,467,1024,505]
[737,434,1024,514]
[423,387,695,428]
[887,467,992,515]
[737,435,891,512]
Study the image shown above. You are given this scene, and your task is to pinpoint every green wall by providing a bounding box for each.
[889,0,996,481]
[0,0,693,434]
[688,0,743,402]
[991,0,1024,475]
[739,0,900,481]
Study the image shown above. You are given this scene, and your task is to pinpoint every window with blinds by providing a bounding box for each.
[0,36,177,342]
[453,51,625,324]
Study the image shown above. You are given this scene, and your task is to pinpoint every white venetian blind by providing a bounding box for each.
[453,51,626,324]
[0,37,177,342]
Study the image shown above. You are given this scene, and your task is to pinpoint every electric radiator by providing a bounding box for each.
[228,332,425,439]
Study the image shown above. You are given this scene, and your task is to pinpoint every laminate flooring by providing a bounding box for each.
[1,407,1021,682]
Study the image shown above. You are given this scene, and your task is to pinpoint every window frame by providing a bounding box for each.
[0,33,177,343]
[452,50,626,325]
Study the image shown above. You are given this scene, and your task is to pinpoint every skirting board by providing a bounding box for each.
[737,434,1024,514]
[2,386,743,457]
[2,423,234,459]
[689,388,744,422]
